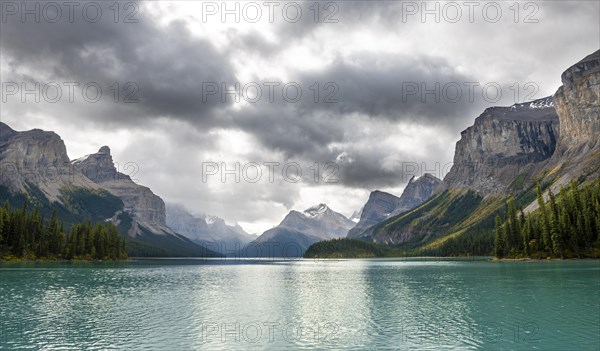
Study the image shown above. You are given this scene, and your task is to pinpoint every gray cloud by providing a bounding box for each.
[290,53,487,123]
[1,2,236,126]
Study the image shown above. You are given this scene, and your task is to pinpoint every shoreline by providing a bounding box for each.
[495,257,600,262]
[0,258,130,264]
[2,256,599,264]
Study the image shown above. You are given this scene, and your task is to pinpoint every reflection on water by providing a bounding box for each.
[0,259,598,350]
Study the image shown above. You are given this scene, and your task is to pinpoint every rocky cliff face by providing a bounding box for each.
[0,122,222,256]
[443,96,559,195]
[72,146,167,230]
[347,191,402,238]
[553,50,600,154]
[546,50,600,182]
[0,122,101,202]
[391,173,443,215]
[364,50,599,249]
[166,203,253,254]
[347,174,442,239]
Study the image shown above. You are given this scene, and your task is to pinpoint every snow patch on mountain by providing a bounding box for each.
[303,203,329,218]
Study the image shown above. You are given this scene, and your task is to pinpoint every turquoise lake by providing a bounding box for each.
[1,259,599,350]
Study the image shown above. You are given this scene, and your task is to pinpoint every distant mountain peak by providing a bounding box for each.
[98,145,111,155]
[245,203,354,257]
[347,175,443,239]
[349,208,363,223]
[303,203,330,217]
[204,215,221,225]
[409,173,440,184]
[165,203,253,254]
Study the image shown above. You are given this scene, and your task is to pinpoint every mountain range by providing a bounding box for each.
[166,203,255,254]
[347,174,443,240]
[343,49,599,254]
[1,49,597,258]
[242,172,446,257]
[0,129,230,257]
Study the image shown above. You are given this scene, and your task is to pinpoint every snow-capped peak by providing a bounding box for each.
[71,154,91,165]
[409,175,421,182]
[509,96,553,110]
[349,208,363,223]
[528,98,553,109]
[303,203,330,218]
[204,215,220,225]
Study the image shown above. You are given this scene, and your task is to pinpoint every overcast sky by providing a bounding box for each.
[1,0,598,234]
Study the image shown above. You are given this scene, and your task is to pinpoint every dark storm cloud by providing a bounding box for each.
[231,100,455,189]
[307,141,452,189]
[291,53,488,124]
[227,51,487,164]
[267,0,406,42]
[1,1,236,125]
[3,0,457,191]
[232,105,346,158]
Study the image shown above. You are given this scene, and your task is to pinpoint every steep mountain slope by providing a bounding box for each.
[545,49,600,182]
[72,146,167,232]
[0,122,123,224]
[390,173,444,215]
[242,204,354,257]
[348,173,443,239]
[363,50,599,253]
[166,203,254,254]
[0,123,220,257]
[347,191,402,238]
[71,146,221,257]
[0,122,106,202]
[443,96,559,195]
[365,95,560,248]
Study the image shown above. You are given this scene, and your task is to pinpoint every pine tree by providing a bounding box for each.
[121,236,127,258]
[522,214,532,256]
[494,215,504,258]
[506,199,519,250]
[47,209,60,257]
[537,184,552,253]
[0,207,5,246]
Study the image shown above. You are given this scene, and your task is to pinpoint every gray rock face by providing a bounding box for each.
[72,146,120,183]
[443,96,559,195]
[73,147,167,230]
[553,50,600,154]
[521,50,600,214]
[347,174,442,239]
[243,204,354,257]
[0,122,220,256]
[347,191,402,238]
[0,122,101,202]
[545,50,600,183]
[391,174,444,216]
[166,203,253,254]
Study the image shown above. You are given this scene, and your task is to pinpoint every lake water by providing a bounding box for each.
[0,258,599,350]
